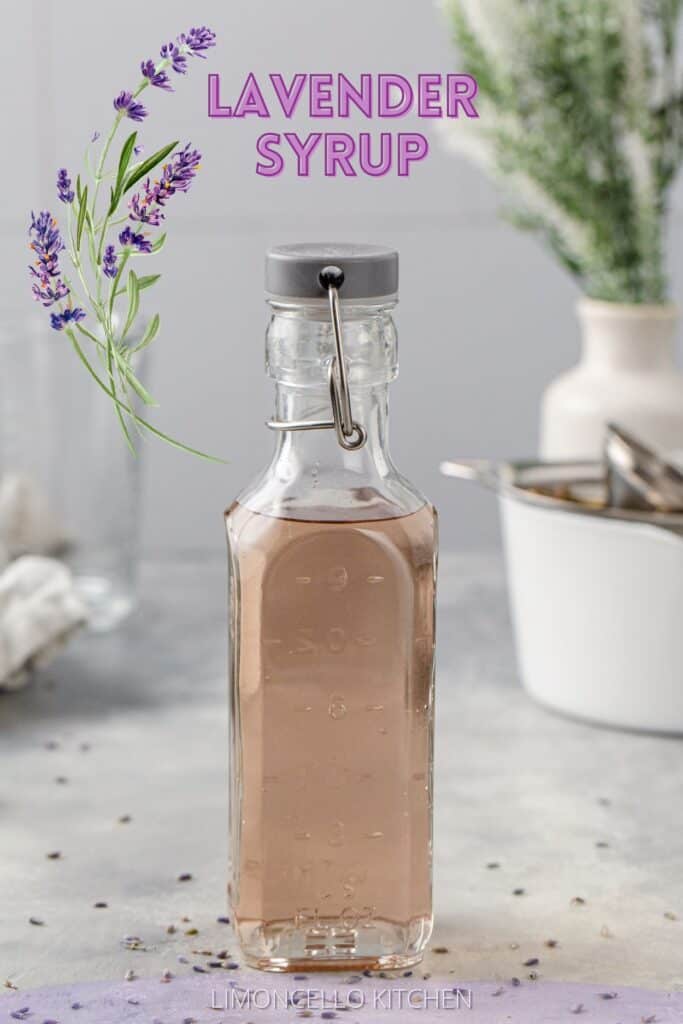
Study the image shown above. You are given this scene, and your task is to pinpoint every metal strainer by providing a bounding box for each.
[605,422,683,512]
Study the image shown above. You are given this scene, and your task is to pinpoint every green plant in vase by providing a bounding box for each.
[28,26,218,458]
[440,0,683,459]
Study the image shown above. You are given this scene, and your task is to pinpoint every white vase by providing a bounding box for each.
[540,298,683,460]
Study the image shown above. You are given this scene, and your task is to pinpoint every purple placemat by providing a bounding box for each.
[3,973,682,1023]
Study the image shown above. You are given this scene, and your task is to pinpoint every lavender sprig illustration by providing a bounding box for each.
[27,26,218,458]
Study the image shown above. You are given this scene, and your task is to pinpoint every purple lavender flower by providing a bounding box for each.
[91,130,100,142]
[102,244,118,278]
[57,168,74,204]
[155,144,201,204]
[28,212,72,311]
[141,59,172,90]
[32,275,69,307]
[179,26,217,57]
[124,146,200,233]
[50,307,86,331]
[134,145,144,156]
[160,42,187,74]
[113,91,148,122]
[129,182,165,225]
[28,210,65,278]
[154,26,215,81]
[119,226,152,253]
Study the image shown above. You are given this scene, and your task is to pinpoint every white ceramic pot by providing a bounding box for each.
[502,495,683,733]
[441,458,683,734]
[541,300,683,460]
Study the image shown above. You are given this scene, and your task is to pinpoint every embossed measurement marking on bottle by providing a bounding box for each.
[327,627,346,653]
[329,696,347,719]
[226,501,436,964]
[289,626,354,654]
[327,566,349,591]
[292,628,315,654]
[328,821,345,847]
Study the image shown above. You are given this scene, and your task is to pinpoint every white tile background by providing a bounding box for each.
[4,0,683,554]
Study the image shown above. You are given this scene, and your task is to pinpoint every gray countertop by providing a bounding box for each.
[1,553,682,992]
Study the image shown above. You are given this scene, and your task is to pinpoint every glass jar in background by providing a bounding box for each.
[0,307,146,631]
[226,244,438,971]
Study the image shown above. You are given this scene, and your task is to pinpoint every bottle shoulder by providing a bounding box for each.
[226,501,437,573]
[232,462,430,524]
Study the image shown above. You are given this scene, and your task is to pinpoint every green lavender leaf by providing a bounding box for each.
[76,174,83,204]
[123,140,178,196]
[66,329,225,462]
[86,215,97,269]
[116,131,138,190]
[122,269,140,340]
[113,273,160,300]
[75,322,106,351]
[113,376,136,453]
[105,330,135,454]
[116,353,157,406]
[108,131,138,215]
[150,233,167,254]
[137,274,161,290]
[132,313,160,353]
[76,186,89,250]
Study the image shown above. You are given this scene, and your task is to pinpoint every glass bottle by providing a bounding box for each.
[226,244,437,972]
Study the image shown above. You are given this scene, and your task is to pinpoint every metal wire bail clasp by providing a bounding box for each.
[266,266,367,451]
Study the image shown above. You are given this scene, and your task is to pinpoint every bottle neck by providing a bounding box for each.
[238,296,425,520]
[271,380,392,478]
[266,298,399,482]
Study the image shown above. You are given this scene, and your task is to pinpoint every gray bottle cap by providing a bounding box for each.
[266,243,398,300]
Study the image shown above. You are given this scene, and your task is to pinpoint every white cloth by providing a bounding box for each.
[0,556,87,690]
